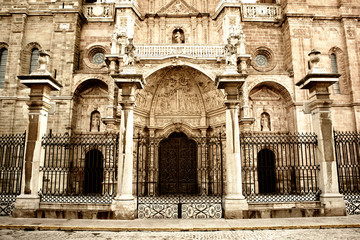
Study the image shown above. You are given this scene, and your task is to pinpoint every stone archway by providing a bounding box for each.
[249,81,294,132]
[134,65,225,136]
[71,79,109,133]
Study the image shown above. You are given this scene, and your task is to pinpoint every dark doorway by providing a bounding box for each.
[257,149,276,194]
[159,132,197,195]
[84,149,103,194]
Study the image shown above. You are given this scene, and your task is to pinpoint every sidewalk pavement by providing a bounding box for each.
[0,215,359,232]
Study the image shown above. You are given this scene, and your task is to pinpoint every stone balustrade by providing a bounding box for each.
[241,4,281,22]
[135,45,225,59]
[84,3,114,21]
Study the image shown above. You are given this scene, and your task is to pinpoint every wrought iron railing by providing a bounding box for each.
[334,131,360,195]
[0,132,26,215]
[40,133,118,204]
[334,131,360,215]
[240,132,320,202]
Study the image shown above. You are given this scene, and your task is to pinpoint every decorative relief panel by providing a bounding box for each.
[157,0,199,16]
[154,72,202,115]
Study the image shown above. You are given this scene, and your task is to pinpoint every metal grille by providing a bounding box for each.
[334,131,360,196]
[40,133,118,204]
[334,131,360,215]
[135,133,224,218]
[240,132,320,202]
[0,132,26,215]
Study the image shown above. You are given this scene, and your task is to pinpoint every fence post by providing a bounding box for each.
[296,49,346,216]
[14,51,62,217]
[110,70,144,219]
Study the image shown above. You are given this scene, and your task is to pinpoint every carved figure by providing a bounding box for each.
[173,30,184,44]
[224,38,237,66]
[239,32,246,54]
[260,112,271,131]
[37,50,50,72]
[111,25,120,54]
[123,38,136,65]
[90,111,101,132]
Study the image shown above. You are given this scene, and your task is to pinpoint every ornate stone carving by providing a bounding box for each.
[260,112,271,132]
[224,38,237,66]
[154,72,202,115]
[157,0,199,15]
[123,38,136,66]
[250,86,280,101]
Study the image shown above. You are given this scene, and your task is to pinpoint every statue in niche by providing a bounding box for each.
[90,111,101,132]
[260,112,271,132]
[224,38,237,66]
[173,29,184,44]
[110,25,120,54]
[239,32,246,55]
[123,38,135,65]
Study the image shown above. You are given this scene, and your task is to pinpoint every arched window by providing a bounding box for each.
[0,48,8,88]
[331,53,340,94]
[29,48,39,74]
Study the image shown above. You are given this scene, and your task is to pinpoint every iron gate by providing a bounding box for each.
[135,132,224,219]
[334,131,360,215]
[0,132,26,216]
[240,132,320,202]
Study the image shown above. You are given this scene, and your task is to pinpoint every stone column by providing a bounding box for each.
[296,50,346,216]
[111,72,144,219]
[14,53,62,217]
[216,73,248,218]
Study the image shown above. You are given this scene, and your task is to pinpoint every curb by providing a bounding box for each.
[1,223,360,232]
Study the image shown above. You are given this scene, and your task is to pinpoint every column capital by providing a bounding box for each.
[216,73,246,101]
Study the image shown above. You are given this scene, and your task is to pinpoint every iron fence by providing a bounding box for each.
[40,133,118,204]
[334,131,360,215]
[0,132,26,215]
[240,132,320,202]
[135,133,224,218]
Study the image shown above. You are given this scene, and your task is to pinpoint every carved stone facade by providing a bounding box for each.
[0,0,359,219]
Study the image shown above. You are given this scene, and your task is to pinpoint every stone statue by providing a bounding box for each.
[37,50,50,73]
[110,25,120,54]
[260,112,271,131]
[90,111,101,132]
[123,38,136,66]
[224,38,237,66]
[239,32,246,55]
[173,30,184,44]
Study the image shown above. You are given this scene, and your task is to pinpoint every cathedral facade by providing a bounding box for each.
[0,0,359,219]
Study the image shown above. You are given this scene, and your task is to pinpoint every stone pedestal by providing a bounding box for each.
[297,72,346,216]
[14,74,62,218]
[216,72,248,218]
[111,73,144,219]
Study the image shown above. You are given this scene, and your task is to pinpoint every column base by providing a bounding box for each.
[320,193,346,216]
[13,194,40,218]
[223,195,248,219]
[111,195,136,219]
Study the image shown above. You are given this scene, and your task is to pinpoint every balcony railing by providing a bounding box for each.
[84,3,114,21]
[242,4,281,22]
[135,45,225,60]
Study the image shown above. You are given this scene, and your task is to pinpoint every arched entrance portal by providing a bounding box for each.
[84,149,103,194]
[257,149,276,194]
[159,132,197,195]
